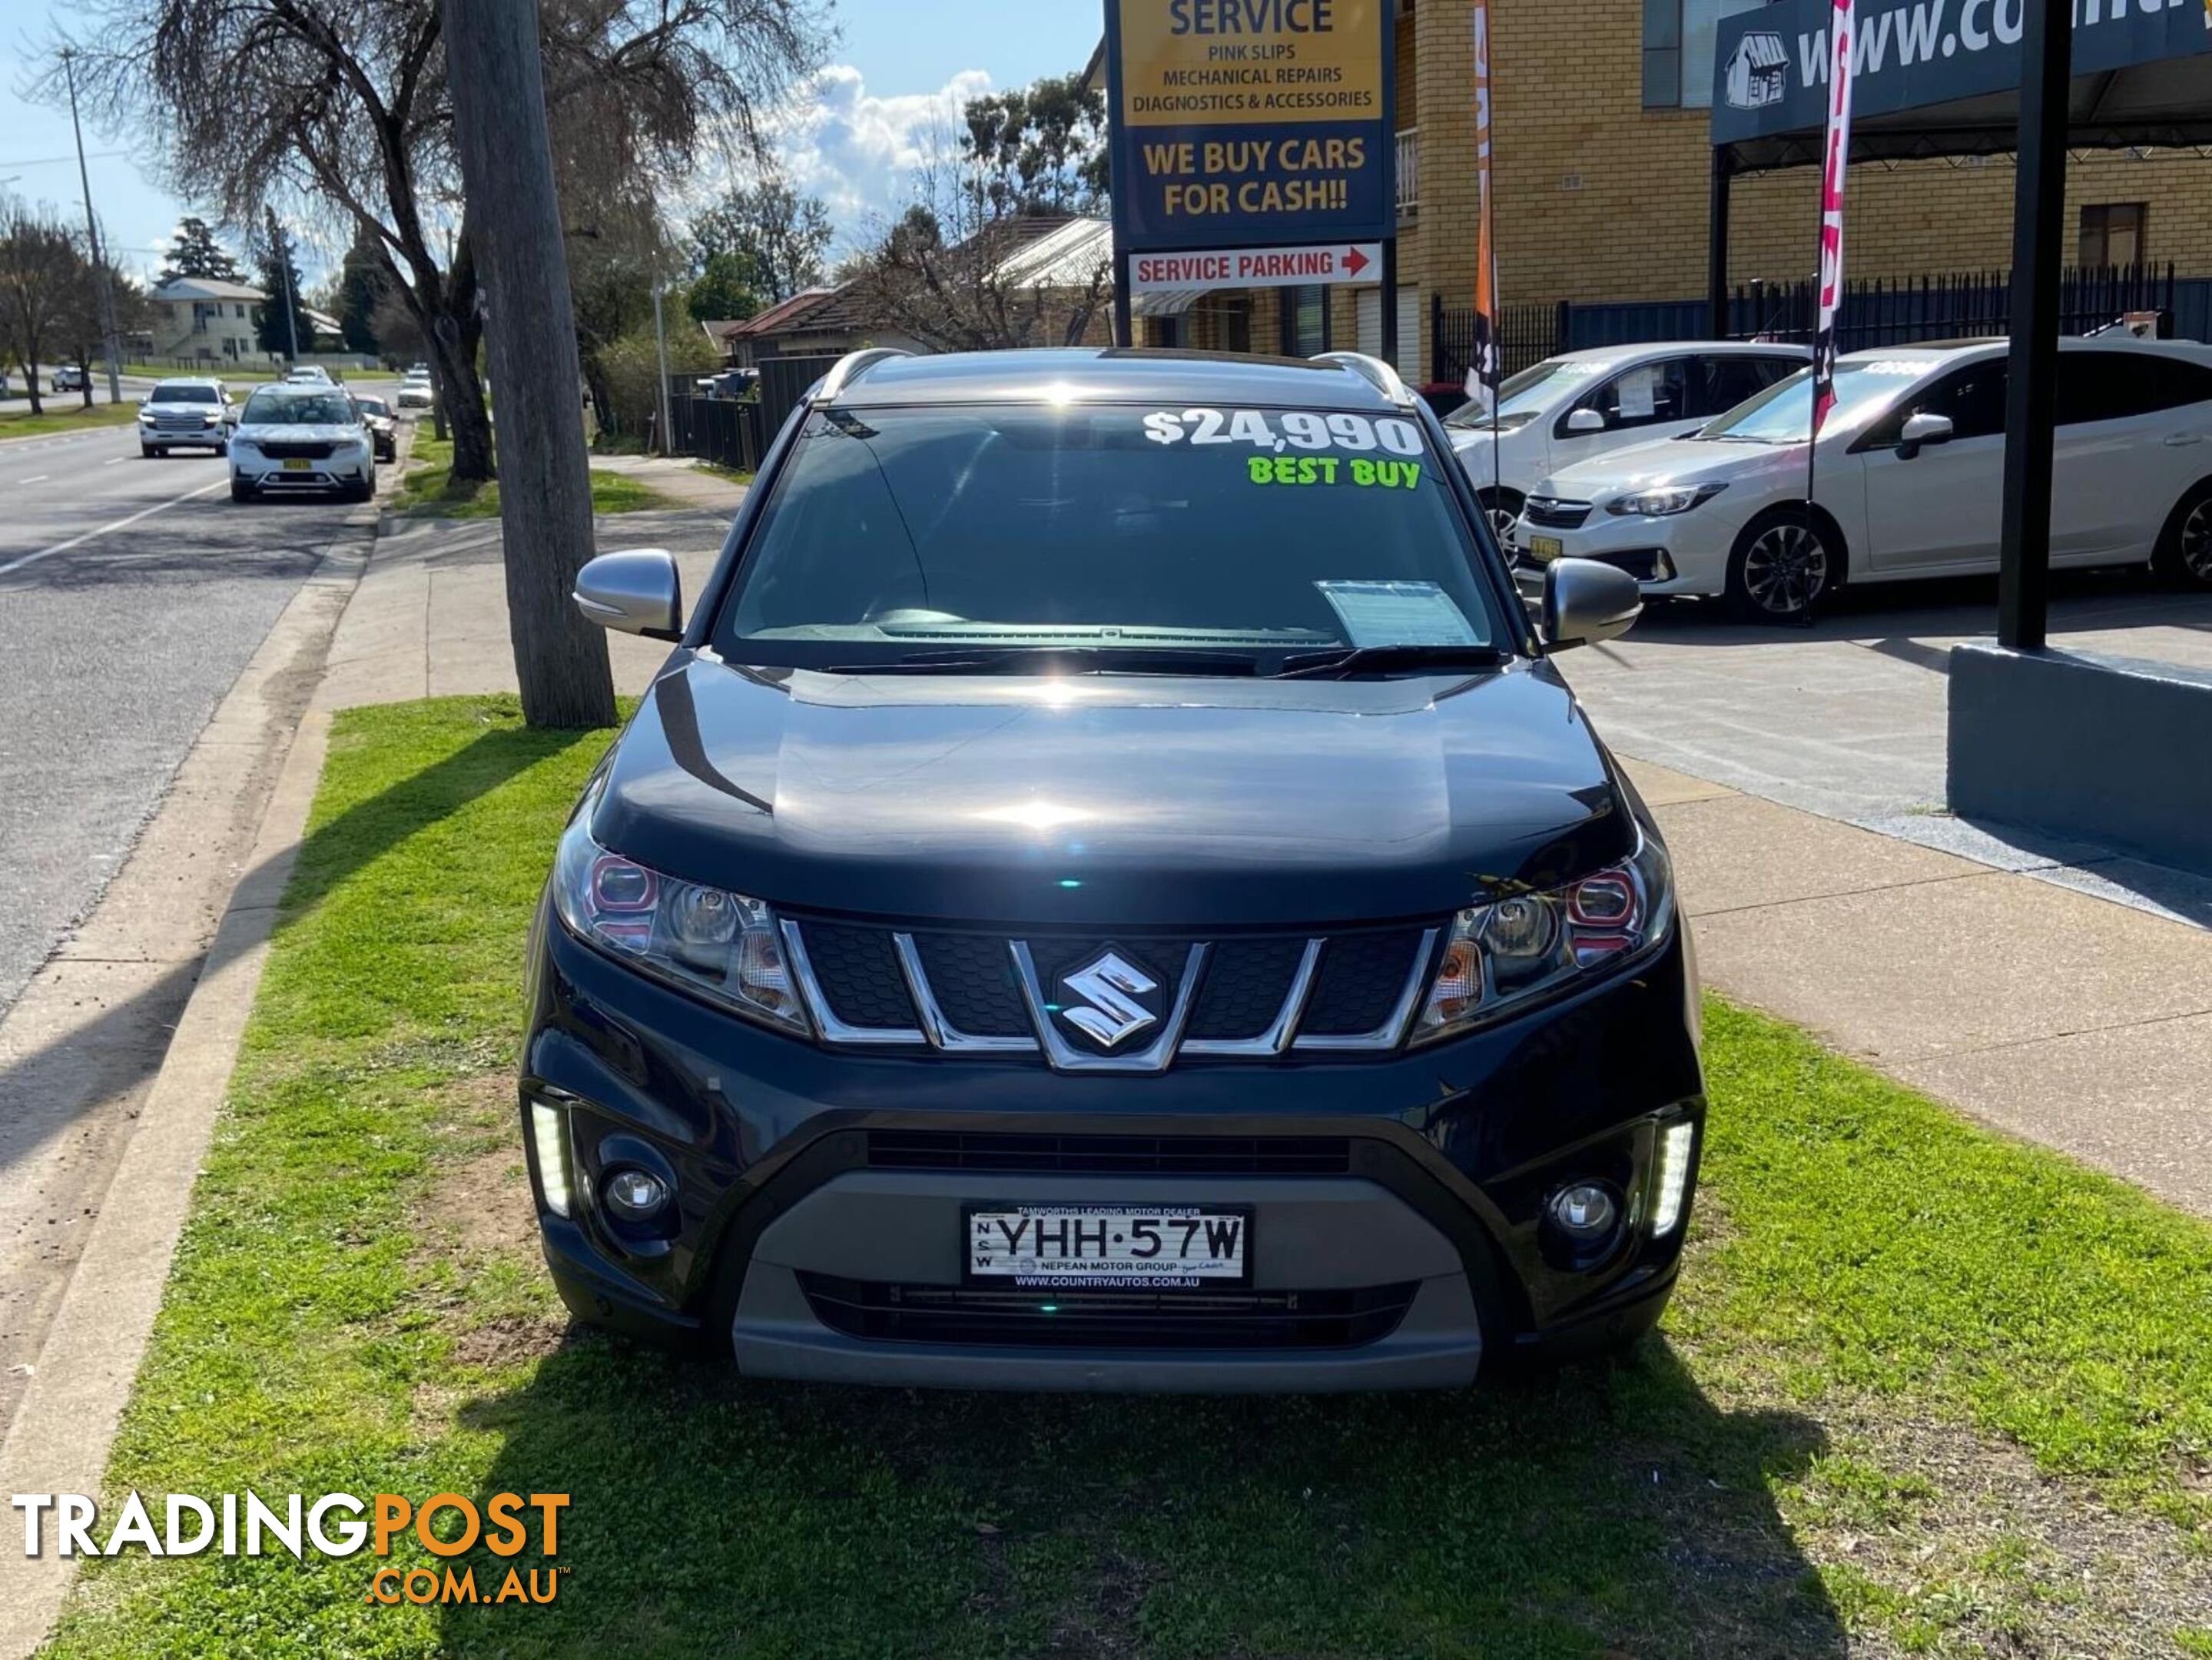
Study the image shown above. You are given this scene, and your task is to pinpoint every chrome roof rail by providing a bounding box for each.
[812,347,915,404]
[1310,350,1417,407]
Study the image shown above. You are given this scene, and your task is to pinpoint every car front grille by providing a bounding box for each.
[865,1130,1354,1177]
[784,918,1438,1071]
[1523,496,1593,530]
[255,440,334,460]
[798,1274,1418,1350]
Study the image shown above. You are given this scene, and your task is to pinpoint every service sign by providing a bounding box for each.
[1128,240,1384,292]
[1106,0,1395,254]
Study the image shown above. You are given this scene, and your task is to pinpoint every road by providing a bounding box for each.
[0,395,392,1018]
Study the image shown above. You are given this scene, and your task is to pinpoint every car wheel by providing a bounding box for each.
[230,480,256,503]
[2152,479,2212,591]
[141,444,156,459]
[1726,510,1841,623]
[1475,486,1525,549]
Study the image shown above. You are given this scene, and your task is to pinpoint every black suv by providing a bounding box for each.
[521,347,1702,1389]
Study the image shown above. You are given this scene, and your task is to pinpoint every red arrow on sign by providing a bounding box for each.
[1342,246,1371,278]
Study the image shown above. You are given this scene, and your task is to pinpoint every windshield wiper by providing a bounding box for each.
[1274,644,1512,680]
[824,646,1261,676]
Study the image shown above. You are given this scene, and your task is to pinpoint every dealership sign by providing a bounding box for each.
[1713,0,2212,144]
[1106,0,1395,253]
[1128,240,1383,292]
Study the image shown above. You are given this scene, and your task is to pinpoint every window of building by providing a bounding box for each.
[2078,203,2145,270]
[1645,0,1767,108]
[1284,284,1328,357]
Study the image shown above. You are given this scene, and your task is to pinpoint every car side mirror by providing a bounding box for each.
[1896,411,1954,460]
[1542,557,1642,652]
[574,549,682,641]
[1564,407,1607,436]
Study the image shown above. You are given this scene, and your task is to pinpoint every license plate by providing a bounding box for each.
[1528,534,1564,562]
[966,1204,1250,1286]
[282,458,312,472]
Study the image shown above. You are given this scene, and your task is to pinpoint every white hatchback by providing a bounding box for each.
[1514,337,2212,621]
[1444,341,1807,536]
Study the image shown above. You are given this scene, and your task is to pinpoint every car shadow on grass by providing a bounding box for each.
[442,1330,1846,1659]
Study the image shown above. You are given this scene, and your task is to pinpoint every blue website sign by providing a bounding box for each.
[1713,0,2212,145]
[1106,0,1396,254]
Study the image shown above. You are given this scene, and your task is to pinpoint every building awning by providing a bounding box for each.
[1713,0,2212,169]
[1132,289,1207,318]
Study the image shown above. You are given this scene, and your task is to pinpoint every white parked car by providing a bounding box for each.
[284,364,337,386]
[138,378,235,457]
[1444,341,1808,536]
[228,384,376,503]
[396,373,435,413]
[1515,337,2212,622]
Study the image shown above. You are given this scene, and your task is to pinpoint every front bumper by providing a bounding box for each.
[1511,504,1748,599]
[140,421,227,450]
[230,448,374,492]
[521,902,1705,1390]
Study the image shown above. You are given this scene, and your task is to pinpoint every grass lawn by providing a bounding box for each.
[42,698,2212,1658]
[121,364,288,384]
[394,433,678,519]
[0,401,141,438]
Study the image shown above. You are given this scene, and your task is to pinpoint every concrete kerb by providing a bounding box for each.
[0,480,391,1658]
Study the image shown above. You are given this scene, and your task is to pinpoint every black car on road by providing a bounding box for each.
[520,347,1701,1390]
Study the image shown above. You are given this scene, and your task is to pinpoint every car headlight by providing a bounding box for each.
[1607,484,1725,517]
[137,410,155,423]
[1411,829,1676,1045]
[550,813,809,1036]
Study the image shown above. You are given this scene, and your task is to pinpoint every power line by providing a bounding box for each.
[0,150,130,168]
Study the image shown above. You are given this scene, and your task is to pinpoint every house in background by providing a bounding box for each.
[701,287,920,369]
[148,277,268,364]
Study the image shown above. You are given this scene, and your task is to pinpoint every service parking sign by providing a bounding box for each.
[1106,0,1395,254]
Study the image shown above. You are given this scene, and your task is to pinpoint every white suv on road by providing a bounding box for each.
[1514,337,2212,621]
[1445,341,1807,536]
[138,378,234,457]
[228,384,376,503]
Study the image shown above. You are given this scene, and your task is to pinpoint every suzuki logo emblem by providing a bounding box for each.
[1059,951,1159,1048]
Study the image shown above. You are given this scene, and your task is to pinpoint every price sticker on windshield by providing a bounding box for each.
[1142,407,1424,458]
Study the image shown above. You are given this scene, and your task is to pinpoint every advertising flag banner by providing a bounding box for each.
[1106,0,1395,254]
[1467,0,1501,407]
[1812,0,1855,433]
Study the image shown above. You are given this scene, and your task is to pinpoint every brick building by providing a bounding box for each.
[1105,0,2207,381]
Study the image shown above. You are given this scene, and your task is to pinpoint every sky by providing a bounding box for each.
[1,0,1099,287]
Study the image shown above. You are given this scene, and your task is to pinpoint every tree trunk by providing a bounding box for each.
[77,356,93,410]
[439,0,616,730]
[25,363,41,417]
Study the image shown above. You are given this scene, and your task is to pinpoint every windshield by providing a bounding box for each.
[149,385,218,404]
[356,397,391,417]
[712,402,1505,672]
[1693,360,1930,443]
[242,390,355,426]
[1444,358,1607,433]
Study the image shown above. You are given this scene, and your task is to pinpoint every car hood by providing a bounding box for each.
[589,654,1635,928]
[1538,432,1796,498]
[234,422,363,445]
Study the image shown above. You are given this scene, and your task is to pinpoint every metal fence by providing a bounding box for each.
[1432,264,2187,387]
[658,352,841,473]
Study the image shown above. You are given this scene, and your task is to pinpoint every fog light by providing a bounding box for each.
[1652,1120,1696,1236]
[602,1166,670,1221]
[529,1101,571,1218]
[1550,1182,1617,1240]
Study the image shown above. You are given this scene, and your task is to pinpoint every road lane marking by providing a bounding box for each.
[102,456,128,466]
[0,478,230,579]
[18,476,47,484]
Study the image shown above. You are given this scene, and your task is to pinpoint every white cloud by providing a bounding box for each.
[771,65,993,254]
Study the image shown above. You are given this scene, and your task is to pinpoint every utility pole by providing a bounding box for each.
[61,48,124,407]
[651,281,673,454]
[265,207,300,364]
[439,0,615,729]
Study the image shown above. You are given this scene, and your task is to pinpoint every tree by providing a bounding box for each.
[959,73,1109,217]
[333,231,387,356]
[442,0,614,730]
[157,216,243,284]
[52,0,829,486]
[685,250,761,324]
[56,257,148,407]
[848,116,1112,355]
[0,201,81,415]
[688,175,831,307]
[254,219,314,357]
